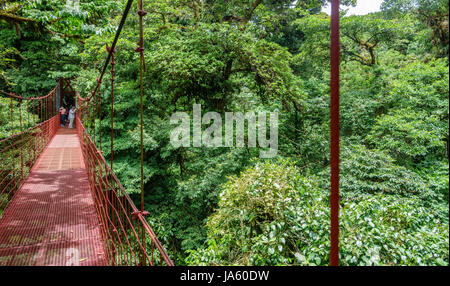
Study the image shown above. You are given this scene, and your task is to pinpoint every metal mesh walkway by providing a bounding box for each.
[0,128,106,266]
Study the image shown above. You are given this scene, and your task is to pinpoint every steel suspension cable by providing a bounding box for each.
[10,95,13,134]
[92,90,96,144]
[83,0,134,102]
[70,0,173,266]
[107,44,116,169]
[76,0,135,167]
[75,0,134,170]
[10,94,14,182]
[98,78,102,152]
[137,0,147,214]
[18,99,23,182]
[135,0,150,267]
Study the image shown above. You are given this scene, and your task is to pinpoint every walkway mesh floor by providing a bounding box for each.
[0,128,106,266]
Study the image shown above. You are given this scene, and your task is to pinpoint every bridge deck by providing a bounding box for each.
[0,128,107,266]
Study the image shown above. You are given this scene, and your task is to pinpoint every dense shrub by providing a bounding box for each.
[322,144,438,202]
[366,109,445,165]
[186,161,449,266]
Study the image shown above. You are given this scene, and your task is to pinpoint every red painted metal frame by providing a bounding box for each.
[1,83,173,266]
[73,0,173,266]
[0,86,58,101]
[1,86,59,216]
[0,128,106,266]
[75,114,173,266]
[329,0,341,266]
[0,115,60,216]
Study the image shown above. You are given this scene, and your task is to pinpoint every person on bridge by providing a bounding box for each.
[59,106,67,127]
[68,106,77,128]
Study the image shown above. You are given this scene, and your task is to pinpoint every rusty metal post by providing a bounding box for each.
[137,0,148,266]
[137,0,146,214]
[92,90,96,144]
[330,0,340,266]
[107,44,116,170]
[19,99,24,182]
[97,78,102,152]
[59,77,64,110]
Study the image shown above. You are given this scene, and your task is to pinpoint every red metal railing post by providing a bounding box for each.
[97,78,102,152]
[19,99,24,182]
[10,95,13,134]
[137,0,148,266]
[107,43,116,170]
[330,0,340,266]
[10,94,15,184]
[92,90,96,144]
[1,86,59,217]
[40,99,43,148]
[32,100,36,162]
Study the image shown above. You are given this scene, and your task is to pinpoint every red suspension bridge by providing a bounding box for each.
[0,0,173,266]
[0,80,173,266]
[0,0,341,266]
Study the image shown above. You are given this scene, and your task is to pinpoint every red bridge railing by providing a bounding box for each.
[76,117,173,266]
[0,87,59,218]
[1,82,173,266]
[68,0,173,265]
[0,116,60,217]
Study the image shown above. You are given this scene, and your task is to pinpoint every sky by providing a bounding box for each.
[322,0,384,16]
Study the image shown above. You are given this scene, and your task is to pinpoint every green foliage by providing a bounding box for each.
[0,0,122,95]
[415,160,449,202]
[363,59,449,165]
[340,195,449,266]
[145,22,302,111]
[0,44,22,86]
[186,160,324,265]
[326,144,433,200]
[384,59,449,124]
[187,161,449,266]
[381,0,449,56]
[366,108,444,164]
[340,15,410,66]
[0,98,38,138]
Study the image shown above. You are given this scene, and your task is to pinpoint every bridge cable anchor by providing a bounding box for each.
[131,210,150,220]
